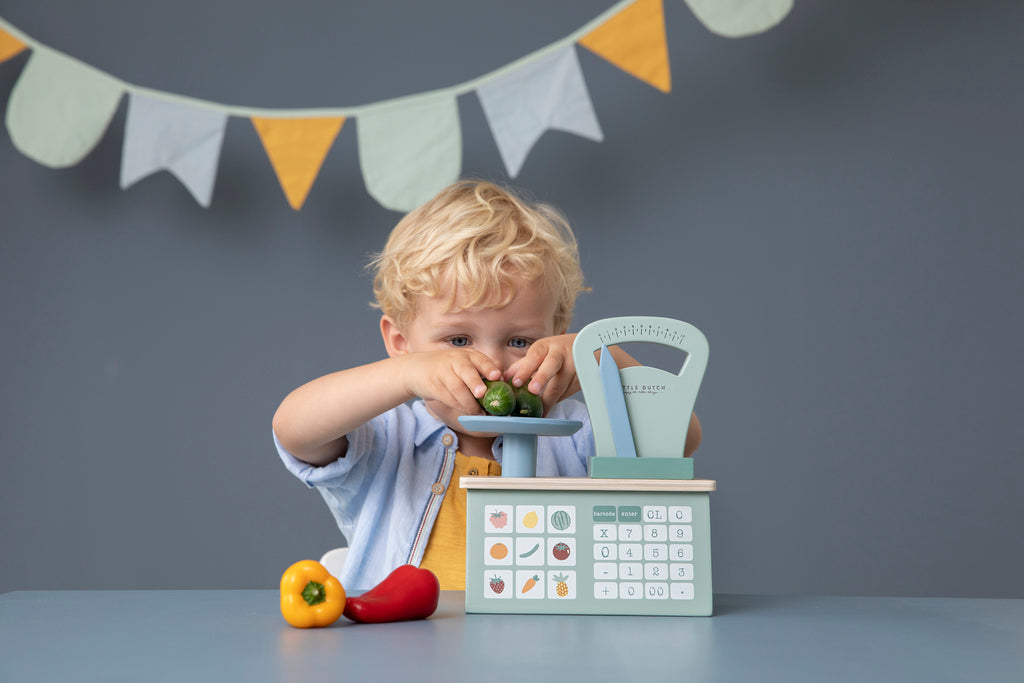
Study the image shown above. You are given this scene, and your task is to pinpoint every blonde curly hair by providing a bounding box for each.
[370,180,588,332]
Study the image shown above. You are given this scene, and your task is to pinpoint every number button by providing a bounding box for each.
[618,524,641,541]
[644,525,667,542]
[644,563,668,581]
[645,583,669,600]
[619,543,642,562]
[670,544,693,561]
[670,563,694,581]
[644,544,667,561]
[620,582,643,599]
[619,563,643,580]
[593,543,617,561]
[669,524,693,542]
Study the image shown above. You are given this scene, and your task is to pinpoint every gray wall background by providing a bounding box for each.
[2,1,1021,597]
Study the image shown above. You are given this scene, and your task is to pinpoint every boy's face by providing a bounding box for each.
[384,277,561,431]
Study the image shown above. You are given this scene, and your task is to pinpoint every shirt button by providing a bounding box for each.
[442,434,454,446]
[431,482,445,495]
[467,468,479,476]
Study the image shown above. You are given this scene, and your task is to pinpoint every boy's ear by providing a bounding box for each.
[380,315,409,357]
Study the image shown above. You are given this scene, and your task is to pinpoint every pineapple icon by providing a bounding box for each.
[552,572,570,598]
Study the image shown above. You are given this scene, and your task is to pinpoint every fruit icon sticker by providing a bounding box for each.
[548,505,576,533]
[516,570,545,599]
[516,505,545,533]
[550,571,576,599]
[484,505,512,533]
[515,538,544,567]
[547,538,576,566]
[484,537,513,565]
[485,570,512,599]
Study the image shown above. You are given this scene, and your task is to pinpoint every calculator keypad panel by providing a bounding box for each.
[466,488,712,616]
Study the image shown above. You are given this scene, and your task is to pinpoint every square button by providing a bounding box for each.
[669,544,694,562]
[516,505,545,533]
[619,563,643,581]
[643,544,668,561]
[670,563,694,581]
[619,582,643,599]
[642,506,667,523]
[515,538,544,566]
[593,562,617,580]
[593,524,617,542]
[644,582,669,600]
[594,582,618,600]
[644,563,668,581]
[668,506,692,523]
[671,583,695,600]
[618,543,643,562]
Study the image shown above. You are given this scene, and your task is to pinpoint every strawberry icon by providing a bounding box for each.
[552,542,571,561]
[490,511,508,529]
[489,575,506,594]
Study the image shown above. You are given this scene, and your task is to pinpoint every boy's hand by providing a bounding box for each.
[504,334,580,415]
[399,349,503,416]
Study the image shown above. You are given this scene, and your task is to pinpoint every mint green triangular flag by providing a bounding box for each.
[356,92,461,212]
[5,46,124,168]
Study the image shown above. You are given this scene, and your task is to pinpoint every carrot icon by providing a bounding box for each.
[522,574,540,593]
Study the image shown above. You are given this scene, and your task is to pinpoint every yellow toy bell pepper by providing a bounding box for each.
[280,560,346,628]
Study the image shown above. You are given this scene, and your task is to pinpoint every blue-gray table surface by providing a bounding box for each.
[2,591,1022,682]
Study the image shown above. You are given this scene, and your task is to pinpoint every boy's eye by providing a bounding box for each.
[509,337,532,350]
[447,336,471,347]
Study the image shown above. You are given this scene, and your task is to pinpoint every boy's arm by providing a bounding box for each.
[272,358,416,466]
[273,350,502,466]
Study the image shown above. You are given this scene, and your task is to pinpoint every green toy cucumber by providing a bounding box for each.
[514,386,543,418]
[478,380,516,416]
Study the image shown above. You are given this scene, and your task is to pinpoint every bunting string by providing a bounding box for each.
[0,1,792,212]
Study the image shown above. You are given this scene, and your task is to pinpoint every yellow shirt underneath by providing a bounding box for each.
[419,451,501,590]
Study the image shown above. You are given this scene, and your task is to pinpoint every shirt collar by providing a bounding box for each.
[411,400,452,447]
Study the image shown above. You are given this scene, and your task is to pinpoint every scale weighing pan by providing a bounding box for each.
[458,416,582,478]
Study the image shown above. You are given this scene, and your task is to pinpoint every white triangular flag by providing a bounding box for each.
[477,45,603,178]
[120,93,228,207]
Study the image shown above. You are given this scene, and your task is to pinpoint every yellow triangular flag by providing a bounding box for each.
[251,116,345,210]
[0,26,28,63]
[578,0,671,93]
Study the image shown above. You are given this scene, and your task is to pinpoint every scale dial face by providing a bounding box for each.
[576,317,706,357]
[572,316,708,462]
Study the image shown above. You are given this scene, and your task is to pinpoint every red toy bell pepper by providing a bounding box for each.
[343,564,440,623]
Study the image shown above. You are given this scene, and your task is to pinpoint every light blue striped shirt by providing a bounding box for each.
[276,398,594,590]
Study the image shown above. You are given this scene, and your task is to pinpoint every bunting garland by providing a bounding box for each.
[0,1,792,212]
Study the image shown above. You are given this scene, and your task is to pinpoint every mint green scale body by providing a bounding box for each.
[461,316,716,616]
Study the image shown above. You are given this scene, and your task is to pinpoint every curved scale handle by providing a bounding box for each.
[573,317,708,460]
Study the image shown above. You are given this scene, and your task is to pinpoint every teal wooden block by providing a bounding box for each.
[588,456,694,480]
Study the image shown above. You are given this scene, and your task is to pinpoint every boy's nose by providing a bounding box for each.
[479,344,511,372]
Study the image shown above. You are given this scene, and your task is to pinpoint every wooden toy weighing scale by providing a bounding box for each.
[459,317,716,616]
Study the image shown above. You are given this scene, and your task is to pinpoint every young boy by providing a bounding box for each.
[272,180,701,591]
